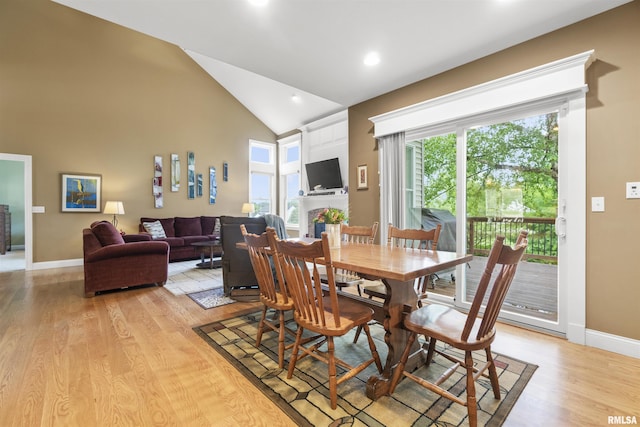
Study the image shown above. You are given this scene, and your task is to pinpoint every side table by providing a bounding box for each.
[191,240,222,269]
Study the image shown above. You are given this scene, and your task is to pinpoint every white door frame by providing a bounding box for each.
[0,153,33,271]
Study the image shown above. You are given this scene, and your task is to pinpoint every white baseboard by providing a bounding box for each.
[31,258,83,270]
[586,329,640,359]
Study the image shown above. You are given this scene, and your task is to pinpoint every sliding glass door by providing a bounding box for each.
[406,109,563,333]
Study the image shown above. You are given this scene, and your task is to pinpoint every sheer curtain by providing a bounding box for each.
[378,131,405,242]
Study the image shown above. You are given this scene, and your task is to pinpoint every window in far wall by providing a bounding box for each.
[249,140,275,216]
[279,135,301,228]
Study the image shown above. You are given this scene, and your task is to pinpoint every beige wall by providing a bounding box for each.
[348,1,640,340]
[0,0,275,262]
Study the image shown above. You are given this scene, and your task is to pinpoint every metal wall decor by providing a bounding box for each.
[209,167,217,204]
[153,155,163,208]
[197,173,203,197]
[171,153,180,192]
[187,151,195,199]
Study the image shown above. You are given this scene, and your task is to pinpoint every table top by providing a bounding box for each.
[329,242,472,283]
[238,238,471,283]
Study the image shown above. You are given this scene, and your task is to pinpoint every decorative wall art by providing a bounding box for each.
[209,167,217,204]
[357,164,368,190]
[187,151,195,199]
[223,161,228,182]
[153,155,163,208]
[197,173,203,197]
[171,153,180,192]
[61,173,101,212]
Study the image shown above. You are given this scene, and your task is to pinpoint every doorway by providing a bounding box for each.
[0,153,32,272]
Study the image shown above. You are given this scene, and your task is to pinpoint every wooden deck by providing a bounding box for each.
[428,258,558,321]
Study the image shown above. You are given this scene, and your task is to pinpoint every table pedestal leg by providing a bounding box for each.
[365,278,419,400]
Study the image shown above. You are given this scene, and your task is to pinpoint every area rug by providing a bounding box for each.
[164,260,223,295]
[194,311,537,427]
[187,287,236,309]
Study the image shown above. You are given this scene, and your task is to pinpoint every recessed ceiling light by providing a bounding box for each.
[248,0,268,6]
[363,51,380,67]
[291,94,301,103]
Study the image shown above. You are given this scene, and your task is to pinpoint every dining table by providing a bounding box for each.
[327,241,473,399]
[237,237,473,399]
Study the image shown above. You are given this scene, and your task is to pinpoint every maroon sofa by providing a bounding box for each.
[83,221,169,297]
[137,216,222,262]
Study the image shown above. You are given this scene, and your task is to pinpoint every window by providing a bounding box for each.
[249,140,275,216]
[278,135,301,228]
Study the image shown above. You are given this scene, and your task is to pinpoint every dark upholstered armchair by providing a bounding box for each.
[83,221,169,297]
[220,215,267,300]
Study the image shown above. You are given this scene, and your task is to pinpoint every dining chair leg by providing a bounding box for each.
[465,351,478,427]
[327,337,338,409]
[287,327,304,379]
[485,347,501,399]
[362,323,383,372]
[256,305,268,348]
[425,337,437,366]
[352,325,363,343]
[277,310,286,369]
[388,332,416,394]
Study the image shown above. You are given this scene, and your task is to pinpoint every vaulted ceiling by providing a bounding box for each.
[53,0,631,135]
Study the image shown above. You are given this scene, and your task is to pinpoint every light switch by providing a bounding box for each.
[591,196,605,212]
[32,206,45,213]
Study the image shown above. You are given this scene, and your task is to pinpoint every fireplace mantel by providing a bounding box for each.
[298,193,348,238]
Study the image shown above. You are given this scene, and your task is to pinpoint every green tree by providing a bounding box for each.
[422,112,558,218]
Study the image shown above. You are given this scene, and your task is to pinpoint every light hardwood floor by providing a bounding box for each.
[0,266,638,426]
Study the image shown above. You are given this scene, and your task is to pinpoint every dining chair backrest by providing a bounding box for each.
[341,221,379,244]
[241,224,288,306]
[464,230,528,342]
[270,230,343,329]
[387,223,442,250]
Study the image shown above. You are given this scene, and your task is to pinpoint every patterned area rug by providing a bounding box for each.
[194,311,537,427]
[187,287,236,309]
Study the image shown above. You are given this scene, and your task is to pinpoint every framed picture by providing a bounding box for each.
[357,164,368,190]
[61,173,102,212]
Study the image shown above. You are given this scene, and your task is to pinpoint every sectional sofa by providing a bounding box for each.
[136,216,222,262]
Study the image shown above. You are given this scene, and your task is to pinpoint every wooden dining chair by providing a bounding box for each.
[269,228,383,410]
[388,230,528,427]
[321,222,379,296]
[241,224,296,369]
[362,223,442,307]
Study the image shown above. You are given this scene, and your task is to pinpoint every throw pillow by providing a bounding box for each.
[143,220,167,239]
[92,222,125,246]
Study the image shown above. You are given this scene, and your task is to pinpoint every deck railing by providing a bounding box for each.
[467,217,557,263]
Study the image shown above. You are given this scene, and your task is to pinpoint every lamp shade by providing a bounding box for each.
[103,201,125,215]
[241,203,255,214]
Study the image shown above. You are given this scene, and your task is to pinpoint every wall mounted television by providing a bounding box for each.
[305,157,343,191]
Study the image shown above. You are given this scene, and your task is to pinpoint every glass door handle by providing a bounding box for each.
[555,216,566,238]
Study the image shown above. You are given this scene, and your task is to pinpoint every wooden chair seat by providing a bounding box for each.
[389,230,528,427]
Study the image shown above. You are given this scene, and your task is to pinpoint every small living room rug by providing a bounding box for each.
[187,287,236,309]
[164,260,223,295]
[194,311,537,427]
